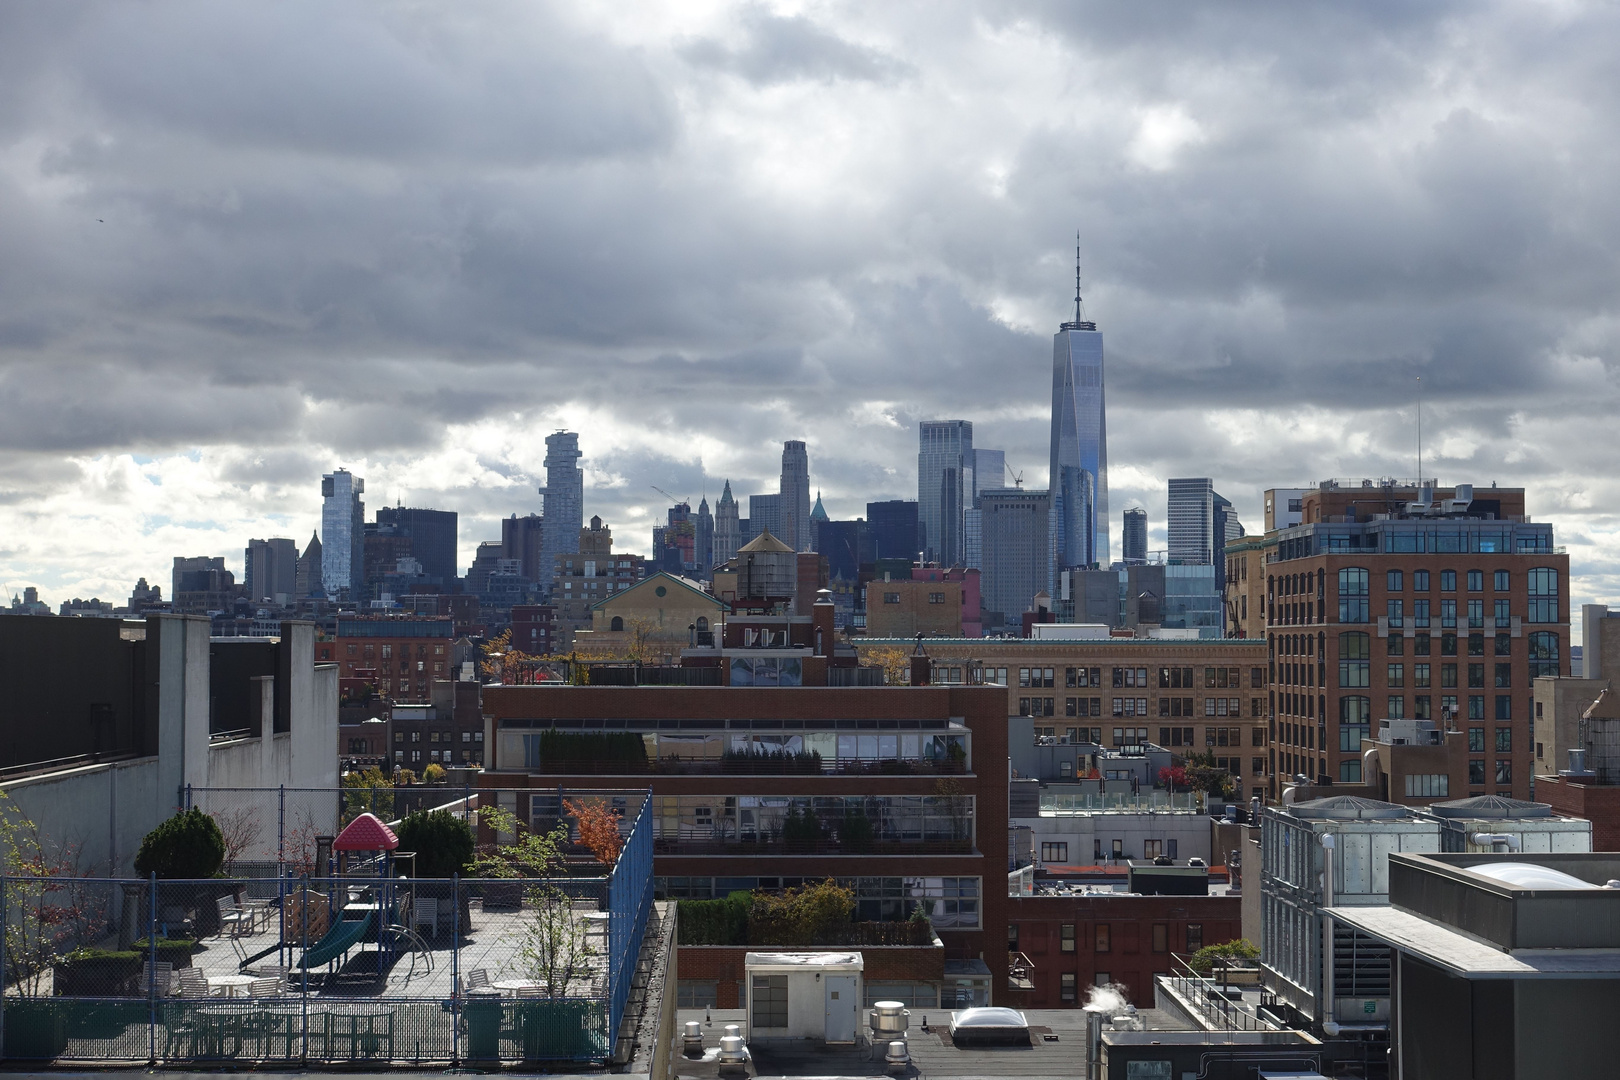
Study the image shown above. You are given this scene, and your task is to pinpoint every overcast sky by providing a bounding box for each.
[3,0,1620,626]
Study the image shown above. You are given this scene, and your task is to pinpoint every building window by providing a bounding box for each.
[1468,695,1484,720]
[1153,924,1168,953]
[1496,726,1513,753]
[1339,632,1370,687]
[1414,599,1431,628]
[1495,600,1511,629]
[1405,774,1449,798]
[678,981,719,1008]
[1527,568,1559,623]
[1441,599,1457,629]
[1414,663,1431,688]
[1496,760,1513,785]
[1041,843,1068,864]
[1387,570,1404,592]
[1496,695,1513,721]
[1060,973,1077,1003]
[1387,599,1404,627]
[1338,568,1369,622]
[1495,570,1510,591]
[1340,761,1362,783]
[1186,924,1203,953]
[1468,600,1484,629]
[1469,760,1486,786]
[1387,663,1404,688]
[1388,695,1405,718]
[928,592,945,604]
[752,975,788,1028]
[1061,924,1075,953]
[883,593,900,604]
[1528,632,1560,679]
[1495,663,1512,688]
[1095,925,1110,953]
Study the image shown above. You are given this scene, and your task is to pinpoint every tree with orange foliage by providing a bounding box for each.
[563,798,624,866]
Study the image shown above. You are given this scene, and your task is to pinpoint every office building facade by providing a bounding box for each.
[536,432,583,601]
[867,499,920,562]
[712,481,740,568]
[1264,481,1568,801]
[1122,505,1148,565]
[919,420,974,567]
[779,440,812,552]
[374,507,459,584]
[1049,282,1108,574]
[979,487,1050,632]
[320,469,365,599]
[243,538,298,603]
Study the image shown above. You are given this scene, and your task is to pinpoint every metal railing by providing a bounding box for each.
[1157,954,1269,1032]
[1,792,655,1066]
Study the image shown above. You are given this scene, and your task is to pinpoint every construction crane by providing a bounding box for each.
[650,484,689,507]
[1004,462,1025,489]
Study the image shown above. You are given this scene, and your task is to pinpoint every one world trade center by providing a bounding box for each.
[1048,248,1109,579]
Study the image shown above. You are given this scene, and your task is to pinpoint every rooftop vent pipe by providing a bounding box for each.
[1473,833,1522,853]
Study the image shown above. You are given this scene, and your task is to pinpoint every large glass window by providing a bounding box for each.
[1467,570,1483,591]
[1338,568,1370,623]
[1340,696,1371,752]
[1339,632,1371,687]
[1414,570,1431,591]
[753,975,788,1028]
[1441,570,1457,592]
[1527,569,1559,623]
[1387,570,1404,592]
[1494,570,1510,592]
[1441,599,1457,628]
[1529,632,1560,679]
[1495,599,1511,628]
[1387,599,1404,627]
[1414,599,1431,628]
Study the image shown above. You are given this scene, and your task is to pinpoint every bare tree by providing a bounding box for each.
[211,806,265,872]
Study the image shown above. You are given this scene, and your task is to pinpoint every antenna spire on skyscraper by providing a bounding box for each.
[1074,232,1084,324]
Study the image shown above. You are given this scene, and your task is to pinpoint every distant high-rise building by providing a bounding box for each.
[244,538,298,603]
[1049,247,1109,578]
[713,481,740,567]
[537,432,583,601]
[295,532,323,598]
[320,469,365,598]
[866,499,920,562]
[1122,505,1148,565]
[695,496,714,576]
[918,420,973,566]
[375,507,458,583]
[780,440,812,551]
[1168,478,1243,589]
[750,493,783,543]
[654,501,696,574]
[980,487,1051,633]
[501,513,545,583]
[815,518,869,584]
[973,449,1005,502]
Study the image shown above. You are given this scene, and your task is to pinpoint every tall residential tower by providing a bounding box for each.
[918,420,974,567]
[320,469,365,599]
[779,440,812,552]
[1049,247,1109,579]
[537,432,583,601]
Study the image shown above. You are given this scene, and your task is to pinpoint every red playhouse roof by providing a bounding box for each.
[334,812,399,852]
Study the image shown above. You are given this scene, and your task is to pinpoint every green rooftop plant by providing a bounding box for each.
[133,808,225,879]
[395,809,476,878]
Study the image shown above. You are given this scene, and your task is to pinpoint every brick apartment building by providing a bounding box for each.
[315,615,455,703]
[477,684,1009,1007]
[1003,892,1240,1007]
[857,636,1270,801]
[1262,480,1568,800]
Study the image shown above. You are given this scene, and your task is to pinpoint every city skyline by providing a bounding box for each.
[2,4,1620,626]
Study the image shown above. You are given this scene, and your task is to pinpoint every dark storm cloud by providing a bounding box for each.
[3,0,1620,610]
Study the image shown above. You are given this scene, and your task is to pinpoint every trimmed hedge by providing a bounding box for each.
[677,892,752,945]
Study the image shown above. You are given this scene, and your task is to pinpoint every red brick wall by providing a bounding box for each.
[1002,894,1242,1009]
[1537,777,1620,851]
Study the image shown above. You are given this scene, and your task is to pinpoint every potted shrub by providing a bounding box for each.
[395,809,477,932]
[51,948,140,997]
[133,808,227,936]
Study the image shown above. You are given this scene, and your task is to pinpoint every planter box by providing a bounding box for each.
[2,1000,68,1059]
[52,953,141,997]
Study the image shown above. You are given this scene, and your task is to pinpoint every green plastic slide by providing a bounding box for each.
[298,908,374,969]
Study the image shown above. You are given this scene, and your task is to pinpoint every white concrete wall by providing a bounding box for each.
[2,616,340,875]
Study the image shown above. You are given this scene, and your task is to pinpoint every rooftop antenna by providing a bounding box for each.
[1061,233,1096,332]
[1416,375,1423,486]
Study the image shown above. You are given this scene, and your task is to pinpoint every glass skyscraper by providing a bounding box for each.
[538,431,583,601]
[320,468,365,599]
[1048,264,1108,578]
[918,420,973,567]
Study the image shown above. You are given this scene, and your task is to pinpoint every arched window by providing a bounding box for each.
[696,616,709,632]
[610,616,624,632]
[1527,568,1559,623]
[1338,632,1370,687]
[1528,631,1560,679]
[1337,568,1369,623]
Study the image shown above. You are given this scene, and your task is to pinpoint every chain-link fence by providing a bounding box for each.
[0,792,653,1066]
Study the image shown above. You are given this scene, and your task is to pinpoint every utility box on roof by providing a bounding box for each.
[744,952,864,1043]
